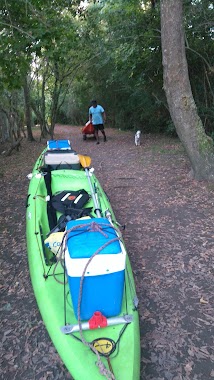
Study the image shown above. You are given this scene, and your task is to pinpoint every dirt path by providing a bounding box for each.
[1,125,213,380]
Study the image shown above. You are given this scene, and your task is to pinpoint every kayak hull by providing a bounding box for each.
[26,148,140,380]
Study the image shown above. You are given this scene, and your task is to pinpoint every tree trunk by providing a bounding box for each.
[23,75,35,142]
[49,65,61,139]
[5,137,23,156]
[40,74,49,138]
[50,94,59,139]
[160,0,214,180]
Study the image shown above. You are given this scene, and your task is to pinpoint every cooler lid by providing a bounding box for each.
[66,218,122,258]
[47,140,71,150]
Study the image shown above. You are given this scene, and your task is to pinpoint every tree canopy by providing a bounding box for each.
[0,0,213,177]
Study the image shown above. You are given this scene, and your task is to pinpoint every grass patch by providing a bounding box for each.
[206,183,214,192]
[144,143,184,155]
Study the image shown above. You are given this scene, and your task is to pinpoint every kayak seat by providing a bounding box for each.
[47,190,93,235]
[43,167,92,233]
[51,190,90,214]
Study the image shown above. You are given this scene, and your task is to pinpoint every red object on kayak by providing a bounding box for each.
[82,121,95,135]
[89,311,108,329]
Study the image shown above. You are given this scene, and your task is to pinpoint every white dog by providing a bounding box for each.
[135,130,141,146]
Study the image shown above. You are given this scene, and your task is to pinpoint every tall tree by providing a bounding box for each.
[0,0,82,139]
[23,75,35,141]
[160,0,214,180]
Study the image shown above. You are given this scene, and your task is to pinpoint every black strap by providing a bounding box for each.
[44,171,58,230]
[46,208,93,236]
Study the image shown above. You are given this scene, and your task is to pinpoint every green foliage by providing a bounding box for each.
[0,0,83,136]
[165,120,178,137]
[0,88,25,141]
[184,0,214,135]
[64,0,213,136]
[210,131,214,142]
[62,0,168,131]
[0,0,213,137]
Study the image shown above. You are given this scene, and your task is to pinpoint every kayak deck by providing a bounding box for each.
[26,150,140,380]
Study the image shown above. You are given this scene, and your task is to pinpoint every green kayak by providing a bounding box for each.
[26,140,140,380]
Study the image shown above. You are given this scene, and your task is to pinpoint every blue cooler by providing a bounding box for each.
[47,140,71,150]
[65,218,126,321]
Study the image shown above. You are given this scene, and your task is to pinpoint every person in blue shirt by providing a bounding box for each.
[89,100,107,144]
